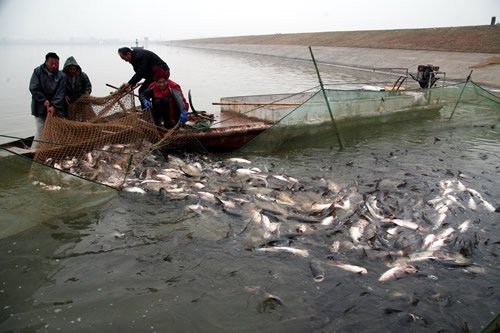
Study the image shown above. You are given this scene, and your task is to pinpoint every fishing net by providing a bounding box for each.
[0,149,116,239]
[238,81,500,154]
[30,90,215,188]
[33,91,164,188]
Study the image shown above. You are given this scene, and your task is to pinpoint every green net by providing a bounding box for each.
[238,82,500,154]
[0,149,116,239]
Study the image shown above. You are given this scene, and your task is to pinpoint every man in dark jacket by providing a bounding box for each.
[63,56,92,105]
[117,47,170,107]
[29,52,66,148]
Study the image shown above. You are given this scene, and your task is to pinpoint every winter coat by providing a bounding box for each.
[63,56,92,103]
[140,80,189,112]
[128,49,170,86]
[29,64,66,117]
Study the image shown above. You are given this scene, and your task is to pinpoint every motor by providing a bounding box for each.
[410,64,440,88]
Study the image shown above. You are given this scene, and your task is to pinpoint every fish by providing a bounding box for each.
[272,175,291,183]
[155,174,172,183]
[307,202,334,213]
[327,262,368,275]
[85,152,94,165]
[244,286,285,310]
[309,259,325,282]
[379,265,418,282]
[320,215,335,226]
[256,246,309,257]
[235,168,256,177]
[385,218,420,231]
[140,180,161,185]
[180,164,202,177]
[467,188,496,212]
[197,191,217,203]
[349,219,370,244]
[275,192,295,206]
[227,157,252,164]
[122,186,146,194]
[212,167,231,175]
[423,227,455,251]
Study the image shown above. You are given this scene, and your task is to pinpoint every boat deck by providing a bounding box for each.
[163,111,272,151]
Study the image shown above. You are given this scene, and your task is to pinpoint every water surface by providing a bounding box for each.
[0,43,499,332]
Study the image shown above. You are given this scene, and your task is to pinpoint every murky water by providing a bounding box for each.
[1,44,499,332]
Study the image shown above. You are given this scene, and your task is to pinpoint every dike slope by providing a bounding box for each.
[171,25,500,88]
[177,25,500,54]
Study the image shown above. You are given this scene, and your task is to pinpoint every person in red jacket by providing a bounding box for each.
[139,66,189,128]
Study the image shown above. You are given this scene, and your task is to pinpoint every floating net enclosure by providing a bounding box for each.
[0,149,116,239]
[238,82,500,154]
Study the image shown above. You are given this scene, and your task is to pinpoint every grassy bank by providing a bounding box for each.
[177,25,500,54]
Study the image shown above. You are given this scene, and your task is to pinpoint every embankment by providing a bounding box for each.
[169,25,500,88]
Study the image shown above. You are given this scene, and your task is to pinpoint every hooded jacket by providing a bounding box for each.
[29,63,66,117]
[63,56,92,103]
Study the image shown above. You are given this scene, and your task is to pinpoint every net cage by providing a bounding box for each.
[0,148,116,239]
[238,81,500,154]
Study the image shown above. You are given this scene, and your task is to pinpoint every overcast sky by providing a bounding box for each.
[0,0,498,41]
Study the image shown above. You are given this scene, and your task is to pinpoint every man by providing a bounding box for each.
[29,52,66,149]
[117,47,170,106]
[63,56,92,105]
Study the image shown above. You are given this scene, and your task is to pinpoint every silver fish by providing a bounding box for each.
[379,265,418,282]
[228,157,252,164]
[309,259,325,282]
[329,263,368,275]
[256,246,309,257]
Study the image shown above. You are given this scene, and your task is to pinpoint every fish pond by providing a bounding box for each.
[0,44,499,332]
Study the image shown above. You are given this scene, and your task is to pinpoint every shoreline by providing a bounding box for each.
[168,42,500,89]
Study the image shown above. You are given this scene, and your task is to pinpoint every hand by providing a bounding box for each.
[142,98,152,109]
[179,111,188,123]
[119,83,130,91]
[47,106,56,114]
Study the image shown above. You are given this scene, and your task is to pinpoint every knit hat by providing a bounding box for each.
[152,65,168,81]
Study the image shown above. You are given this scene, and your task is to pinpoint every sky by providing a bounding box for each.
[0,0,498,42]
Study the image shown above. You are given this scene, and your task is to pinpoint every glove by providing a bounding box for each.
[142,98,152,109]
[179,111,188,123]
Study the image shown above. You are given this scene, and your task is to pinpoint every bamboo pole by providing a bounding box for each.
[213,102,302,106]
[448,70,473,121]
[308,46,345,150]
[106,83,142,98]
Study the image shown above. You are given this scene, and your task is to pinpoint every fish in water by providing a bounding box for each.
[256,246,309,257]
[379,265,418,282]
[309,259,325,282]
[228,157,252,164]
[244,286,284,312]
[122,186,147,194]
[326,261,368,275]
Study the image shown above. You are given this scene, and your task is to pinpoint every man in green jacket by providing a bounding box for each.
[63,56,92,107]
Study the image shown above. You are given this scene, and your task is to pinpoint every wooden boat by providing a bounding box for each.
[1,85,444,155]
[0,136,35,158]
[159,111,272,151]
